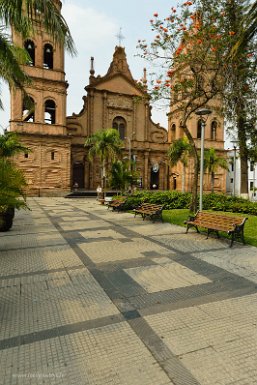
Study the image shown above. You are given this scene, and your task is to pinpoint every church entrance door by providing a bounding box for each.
[73,162,85,188]
[150,166,159,190]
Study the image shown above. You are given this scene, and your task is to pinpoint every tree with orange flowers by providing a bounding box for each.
[138,0,256,209]
[138,1,230,211]
[221,0,257,197]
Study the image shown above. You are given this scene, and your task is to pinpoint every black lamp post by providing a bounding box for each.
[195,108,212,211]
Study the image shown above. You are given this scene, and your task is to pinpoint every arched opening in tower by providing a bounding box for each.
[44,100,56,124]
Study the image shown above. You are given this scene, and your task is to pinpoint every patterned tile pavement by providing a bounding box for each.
[0,197,257,385]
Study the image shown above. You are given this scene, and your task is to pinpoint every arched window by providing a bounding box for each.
[211,120,217,140]
[24,40,35,66]
[43,44,53,69]
[22,96,35,122]
[112,116,126,140]
[197,119,202,139]
[170,123,176,140]
[44,100,56,124]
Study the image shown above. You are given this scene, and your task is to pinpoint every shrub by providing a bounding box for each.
[119,191,257,215]
[122,190,191,210]
[202,193,257,215]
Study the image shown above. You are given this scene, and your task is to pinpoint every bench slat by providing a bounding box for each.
[185,211,247,247]
[133,203,163,222]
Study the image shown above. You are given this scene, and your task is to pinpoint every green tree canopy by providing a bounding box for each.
[0,131,30,158]
[204,147,228,193]
[85,128,122,193]
[167,137,193,193]
[138,0,256,209]
[0,157,28,212]
[109,160,135,194]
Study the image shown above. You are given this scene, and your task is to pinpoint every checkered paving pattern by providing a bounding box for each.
[0,268,119,340]
[0,323,174,385]
[78,237,171,264]
[125,261,211,293]
[79,228,126,240]
[1,197,257,385]
[0,245,82,277]
[146,294,257,385]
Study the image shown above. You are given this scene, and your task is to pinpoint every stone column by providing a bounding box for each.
[144,151,149,189]
[102,92,107,129]
[162,162,169,190]
[88,90,94,135]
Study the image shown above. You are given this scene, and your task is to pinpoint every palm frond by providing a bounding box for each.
[167,137,192,167]
[0,131,30,157]
[204,148,228,173]
[0,28,29,88]
[230,1,257,57]
[0,158,28,211]
[0,0,76,55]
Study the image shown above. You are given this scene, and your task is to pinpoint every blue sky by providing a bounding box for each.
[0,0,176,131]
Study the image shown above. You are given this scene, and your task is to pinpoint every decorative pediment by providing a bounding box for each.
[106,46,134,81]
[95,75,143,96]
[88,46,146,97]
[107,95,133,110]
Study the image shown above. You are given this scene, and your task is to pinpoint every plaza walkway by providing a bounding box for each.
[1,197,257,385]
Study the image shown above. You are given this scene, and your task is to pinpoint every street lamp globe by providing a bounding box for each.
[195,108,212,117]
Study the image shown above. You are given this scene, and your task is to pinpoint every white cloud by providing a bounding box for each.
[62,3,119,116]
[62,4,118,52]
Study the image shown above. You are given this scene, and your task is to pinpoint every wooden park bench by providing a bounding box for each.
[107,197,127,212]
[185,211,248,247]
[133,202,164,222]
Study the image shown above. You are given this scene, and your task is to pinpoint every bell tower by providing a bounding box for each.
[10,0,71,196]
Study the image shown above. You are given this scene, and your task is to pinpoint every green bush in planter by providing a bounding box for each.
[0,158,28,230]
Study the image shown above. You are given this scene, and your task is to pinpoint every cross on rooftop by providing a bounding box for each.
[116,27,125,46]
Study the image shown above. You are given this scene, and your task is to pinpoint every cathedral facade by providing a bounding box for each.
[9,1,169,196]
[66,48,169,192]
[9,1,226,196]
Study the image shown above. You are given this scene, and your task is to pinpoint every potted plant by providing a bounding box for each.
[0,131,29,231]
[0,158,28,231]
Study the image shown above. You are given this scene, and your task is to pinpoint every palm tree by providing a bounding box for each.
[0,131,30,158]
[204,148,228,193]
[110,160,137,194]
[244,0,257,39]
[0,29,30,108]
[231,1,257,56]
[167,137,192,193]
[0,0,76,107]
[0,158,27,211]
[0,156,28,231]
[85,129,122,195]
[0,131,29,230]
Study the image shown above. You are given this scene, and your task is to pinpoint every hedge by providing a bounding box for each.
[117,191,257,215]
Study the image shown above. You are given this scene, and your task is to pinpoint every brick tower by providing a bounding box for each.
[10,0,71,196]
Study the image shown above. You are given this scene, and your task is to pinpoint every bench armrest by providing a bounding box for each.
[184,215,196,223]
[233,217,248,231]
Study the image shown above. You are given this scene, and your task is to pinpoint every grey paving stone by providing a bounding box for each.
[1,197,257,385]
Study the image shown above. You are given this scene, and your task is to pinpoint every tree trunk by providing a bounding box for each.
[237,109,249,196]
[240,152,248,196]
[182,164,185,193]
[101,160,106,198]
[211,172,215,193]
